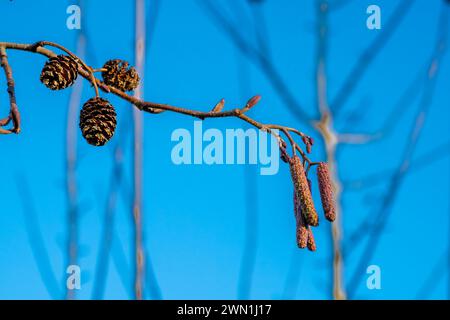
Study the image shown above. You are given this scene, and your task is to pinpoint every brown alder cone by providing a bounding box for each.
[79,97,117,146]
[289,155,319,226]
[40,55,78,90]
[294,192,308,248]
[101,59,140,92]
[317,162,336,222]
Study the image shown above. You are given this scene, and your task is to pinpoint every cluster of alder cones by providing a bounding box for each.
[289,156,336,251]
[39,55,140,146]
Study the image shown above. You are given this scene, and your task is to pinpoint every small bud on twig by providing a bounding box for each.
[317,162,336,222]
[211,98,225,113]
[241,95,261,112]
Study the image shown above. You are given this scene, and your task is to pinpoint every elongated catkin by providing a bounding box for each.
[289,155,319,226]
[307,228,316,252]
[294,192,308,248]
[317,162,336,222]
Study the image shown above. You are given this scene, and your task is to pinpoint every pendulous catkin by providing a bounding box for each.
[294,192,308,248]
[307,227,316,252]
[289,155,319,227]
[317,162,336,222]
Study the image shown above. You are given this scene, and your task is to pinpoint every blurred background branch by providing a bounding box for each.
[16,175,61,299]
[346,4,449,298]
[64,0,85,300]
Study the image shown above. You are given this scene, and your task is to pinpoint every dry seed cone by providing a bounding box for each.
[40,55,78,90]
[289,155,319,226]
[101,59,140,91]
[294,192,308,249]
[79,97,117,146]
[317,162,336,222]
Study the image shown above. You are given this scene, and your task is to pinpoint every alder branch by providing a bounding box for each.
[0,46,20,134]
[0,41,315,164]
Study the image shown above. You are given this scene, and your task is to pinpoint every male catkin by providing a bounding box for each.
[289,155,319,227]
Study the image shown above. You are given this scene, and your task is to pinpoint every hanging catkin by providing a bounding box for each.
[317,162,336,222]
[294,192,308,248]
[289,155,319,226]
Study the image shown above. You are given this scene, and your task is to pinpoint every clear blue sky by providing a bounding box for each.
[0,0,449,299]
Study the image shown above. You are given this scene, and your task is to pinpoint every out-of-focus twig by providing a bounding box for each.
[65,1,85,298]
[313,0,346,300]
[195,0,312,127]
[145,0,161,53]
[144,249,163,299]
[16,175,61,299]
[132,0,146,300]
[415,250,448,299]
[331,0,415,117]
[343,141,450,257]
[346,6,449,298]
[248,0,271,60]
[343,141,450,191]
[92,142,125,299]
[339,62,426,145]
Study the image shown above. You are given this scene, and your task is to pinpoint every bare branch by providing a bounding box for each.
[0,46,20,133]
[0,41,315,164]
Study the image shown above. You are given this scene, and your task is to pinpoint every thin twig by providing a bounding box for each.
[0,46,20,133]
[0,41,314,164]
[132,0,146,300]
